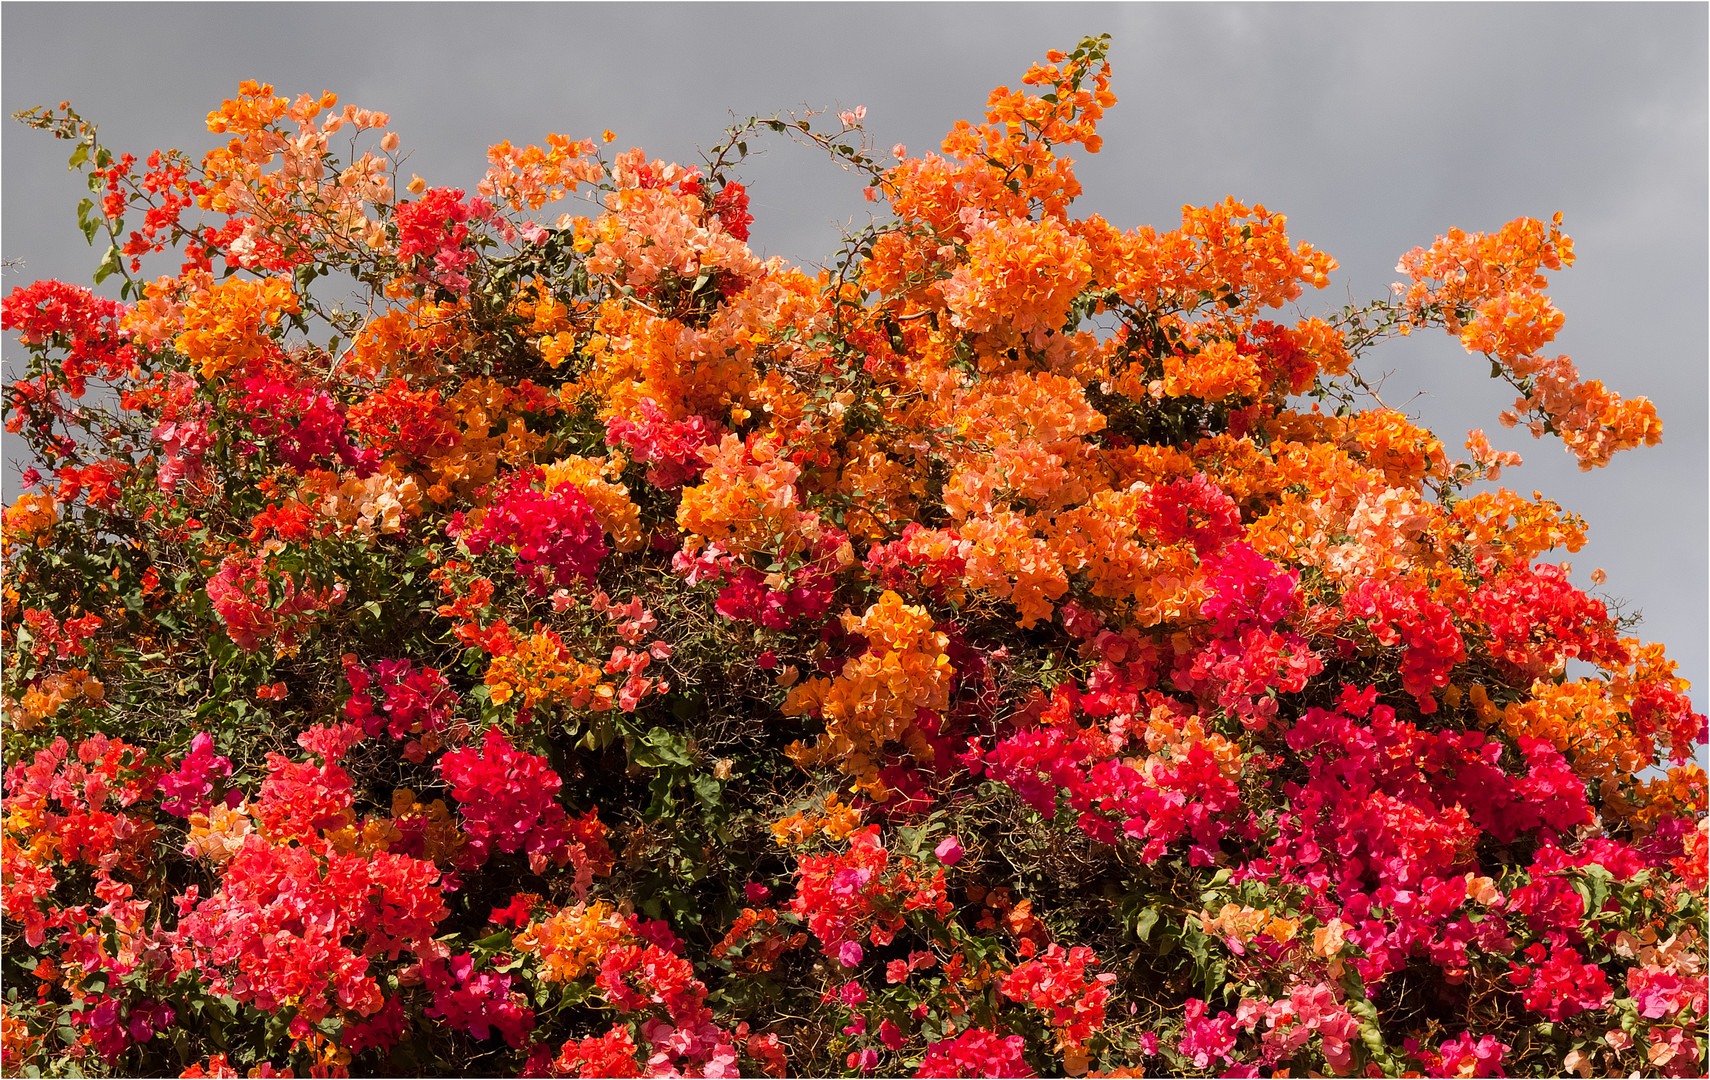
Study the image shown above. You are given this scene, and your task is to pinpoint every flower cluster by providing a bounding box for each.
[915,1028,1034,1078]
[998,943,1116,1051]
[342,655,458,742]
[451,469,607,596]
[1394,213,1662,468]
[788,824,953,958]
[3,38,1703,1079]
[205,551,347,653]
[437,728,608,875]
[605,397,723,489]
[675,524,851,630]
[783,591,955,795]
[157,733,233,818]
[393,187,497,294]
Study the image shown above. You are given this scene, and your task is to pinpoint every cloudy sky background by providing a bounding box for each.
[4,2,1706,719]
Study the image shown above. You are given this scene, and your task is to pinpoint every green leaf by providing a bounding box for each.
[1201,956,1227,1001]
[646,772,679,817]
[1570,878,1594,914]
[68,143,89,169]
[1182,917,1210,965]
[1582,863,1613,915]
[1134,907,1160,944]
[472,930,513,951]
[77,197,99,244]
[93,243,123,285]
[692,774,722,809]
[643,727,694,766]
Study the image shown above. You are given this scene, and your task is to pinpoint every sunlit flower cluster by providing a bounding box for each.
[3,37,1703,1079]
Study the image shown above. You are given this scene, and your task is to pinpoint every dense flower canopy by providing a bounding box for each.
[3,36,1705,1079]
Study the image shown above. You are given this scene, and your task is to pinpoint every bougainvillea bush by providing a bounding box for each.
[3,36,1705,1078]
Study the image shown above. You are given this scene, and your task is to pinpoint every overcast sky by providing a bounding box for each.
[4,2,1706,718]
